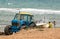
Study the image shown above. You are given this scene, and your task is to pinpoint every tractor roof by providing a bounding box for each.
[18,12,33,16]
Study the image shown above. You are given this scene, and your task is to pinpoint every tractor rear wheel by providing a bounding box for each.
[29,22,36,28]
[4,25,13,35]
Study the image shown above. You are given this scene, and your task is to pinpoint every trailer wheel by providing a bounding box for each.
[4,25,13,35]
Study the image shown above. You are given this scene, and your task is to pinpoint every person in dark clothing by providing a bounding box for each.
[53,21,56,28]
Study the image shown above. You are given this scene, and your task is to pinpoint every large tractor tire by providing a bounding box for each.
[4,25,13,35]
[29,22,36,28]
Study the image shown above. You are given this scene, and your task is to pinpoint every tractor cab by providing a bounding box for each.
[13,12,34,26]
[14,12,33,23]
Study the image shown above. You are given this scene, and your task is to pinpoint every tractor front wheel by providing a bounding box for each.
[4,25,13,35]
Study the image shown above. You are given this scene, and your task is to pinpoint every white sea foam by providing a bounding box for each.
[0,8,60,14]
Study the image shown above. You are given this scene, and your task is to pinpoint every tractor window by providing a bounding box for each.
[14,14,20,20]
[28,16,30,22]
[20,15,27,21]
[24,16,27,21]
[20,15,24,20]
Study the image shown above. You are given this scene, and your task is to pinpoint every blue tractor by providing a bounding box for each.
[4,12,36,35]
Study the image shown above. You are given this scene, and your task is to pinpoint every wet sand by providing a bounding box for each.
[0,28,60,39]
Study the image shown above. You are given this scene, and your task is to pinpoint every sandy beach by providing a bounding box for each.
[0,28,60,39]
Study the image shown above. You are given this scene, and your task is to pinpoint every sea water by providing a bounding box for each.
[0,9,60,28]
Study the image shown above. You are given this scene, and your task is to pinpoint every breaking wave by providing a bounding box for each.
[0,8,60,14]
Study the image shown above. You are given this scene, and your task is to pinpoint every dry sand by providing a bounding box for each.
[0,28,60,39]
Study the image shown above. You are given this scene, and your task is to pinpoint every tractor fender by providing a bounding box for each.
[20,20,26,26]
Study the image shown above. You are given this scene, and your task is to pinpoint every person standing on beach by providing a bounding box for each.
[53,21,56,28]
[48,22,53,28]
